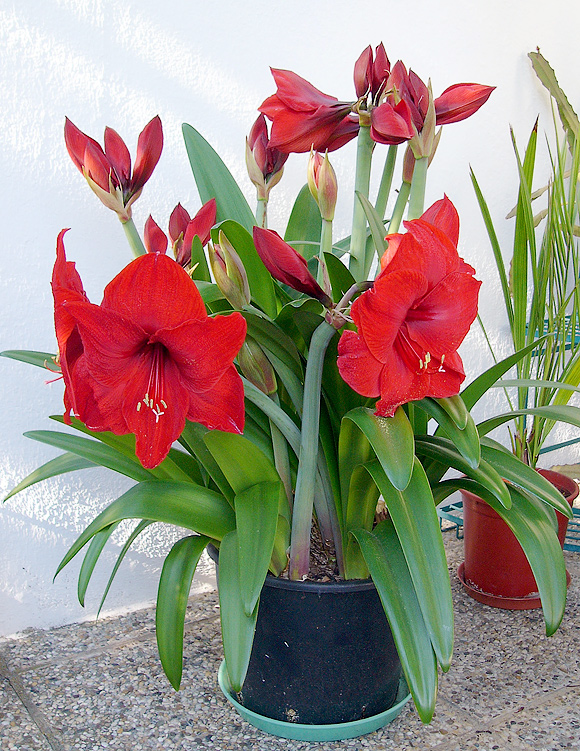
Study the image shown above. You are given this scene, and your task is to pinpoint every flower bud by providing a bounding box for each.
[307,150,338,222]
[208,231,251,309]
[238,336,277,394]
[245,114,288,200]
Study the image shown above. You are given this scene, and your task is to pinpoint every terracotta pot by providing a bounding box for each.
[459,468,577,609]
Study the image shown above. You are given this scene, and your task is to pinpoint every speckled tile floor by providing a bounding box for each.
[1,534,579,751]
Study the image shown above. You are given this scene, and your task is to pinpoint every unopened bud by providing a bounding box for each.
[307,150,338,221]
[208,231,251,309]
[238,336,277,394]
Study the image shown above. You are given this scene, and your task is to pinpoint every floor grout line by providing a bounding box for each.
[0,650,66,751]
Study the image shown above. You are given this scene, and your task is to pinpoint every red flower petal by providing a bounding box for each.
[101,253,207,332]
[420,195,459,247]
[186,365,245,435]
[370,100,415,145]
[144,215,168,255]
[104,127,131,186]
[434,83,495,125]
[130,115,163,194]
[336,329,383,398]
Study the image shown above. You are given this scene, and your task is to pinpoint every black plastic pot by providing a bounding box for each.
[208,545,402,725]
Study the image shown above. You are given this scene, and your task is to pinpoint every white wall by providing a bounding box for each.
[1,0,579,635]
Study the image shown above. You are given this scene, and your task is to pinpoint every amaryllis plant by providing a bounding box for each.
[3,43,572,725]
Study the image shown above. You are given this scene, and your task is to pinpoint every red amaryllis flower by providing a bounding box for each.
[64,116,163,221]
[370,62,493,147]
[168,199,216,268]
[53,238,246,468]
[337,198,481,416]
[259,69,359,153]
[253,227,332,306]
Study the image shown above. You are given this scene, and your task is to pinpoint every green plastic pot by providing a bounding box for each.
[218,661,411,741]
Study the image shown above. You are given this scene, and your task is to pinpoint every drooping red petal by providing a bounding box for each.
[101,253,207,333]
[434,83,495,125]
[371,43,390,98]
[144,215,168,254]
[267,68,341,111]
[336,329,383,398]
[130,115,163,194]
[186,364,245,435]
[104,127,132,186]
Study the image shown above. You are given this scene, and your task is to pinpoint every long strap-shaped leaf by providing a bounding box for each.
[218,531,259,692]
[480,440,572,517]
[4,452,96,502]
[416,435,511,508]
[341,407,414,493]
[25,430,154,482]
[56,481,235,576]
[351,521,438,724]
[416,398,480,468]
[476,485,568,636]
[364,458,453,672]
[182,124,256,232]
[235,481,285,610]
[156,534,210,689]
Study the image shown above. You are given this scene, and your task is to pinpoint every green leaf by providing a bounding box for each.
[0,349,57,368]
[244,311,303,379]
[529,50,579,149]
[477,404,580,445]
[204,431,282,494]
[214,221,277,318]
[4,453,96,502]
[475,485,568,635]
[179,422,234,503]
[96,520,152,617]
[342,407,414,492]
[355,191,388,257]
[78,523,119,606]
[24,430,155,483]
[235,481,282,615]
[480,441,573,518]
[416,436,511,509]
[351,522,438,724]
[284,184,322,261]
[460,336,551,410]
[364,459,454,672]
[156,535,210,689]
[189,234,211,282]
[56,480,235,575]
[432,395,469,430]
[218,531,259,692]
[323,252,356,302]
[416,398,480,469]
[182,123,255,232]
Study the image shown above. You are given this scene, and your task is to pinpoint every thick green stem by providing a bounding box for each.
[348,125,374,282]
[407,156,429,220]
[256,199,268,228]
[387,181,411,234]
[289,320,336,580]
[374,145,398,221]
[122,217,147,257]
[318,218,333,285]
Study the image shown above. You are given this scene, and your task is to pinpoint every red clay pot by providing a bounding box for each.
[459,468,577,609]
